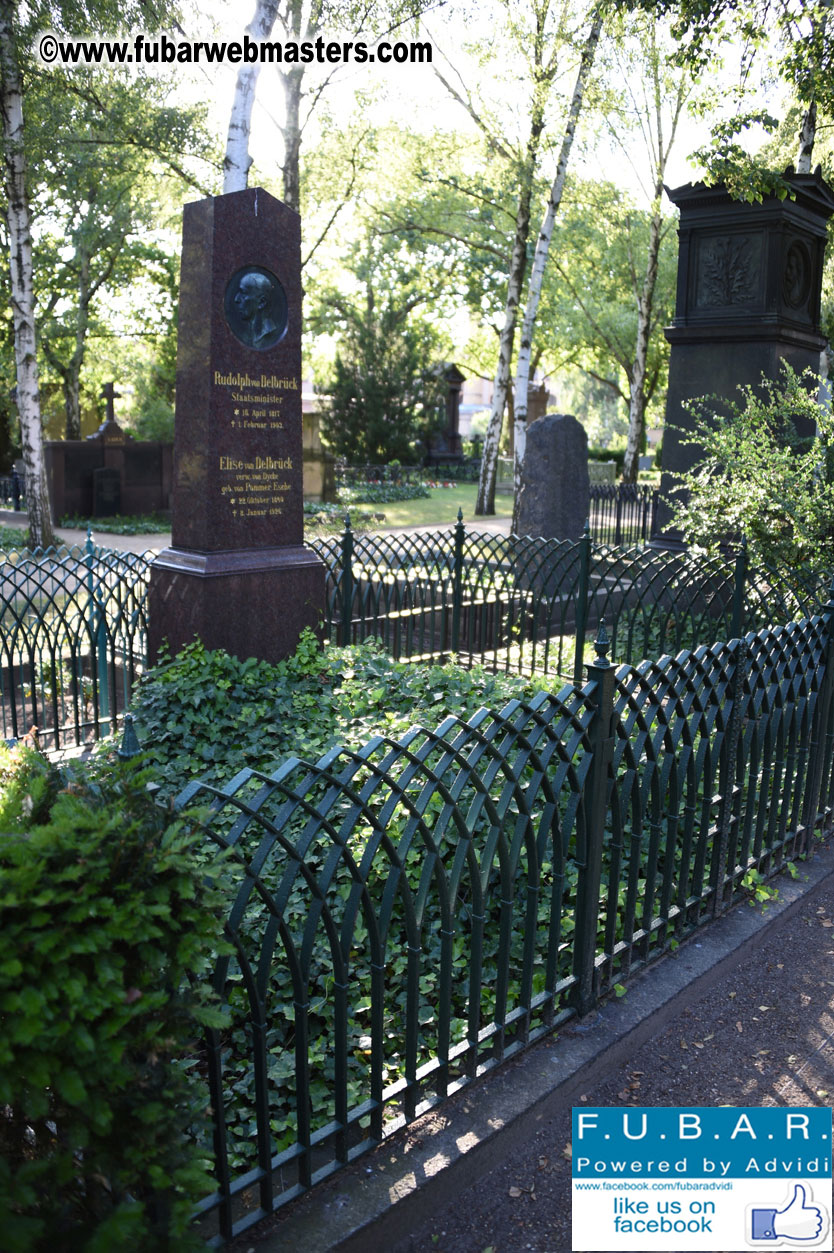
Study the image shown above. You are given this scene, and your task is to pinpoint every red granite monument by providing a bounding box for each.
[148,188,325,664]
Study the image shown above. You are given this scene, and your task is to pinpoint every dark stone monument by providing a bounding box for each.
[526,382,549,425]
[655,168,834,544]
[93,466,121,516]
[426,363,466,465]
[516,413,589,540]
[45,380,173,521]
[148,187,325,665]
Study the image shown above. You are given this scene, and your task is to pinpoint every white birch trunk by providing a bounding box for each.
[0,6,54,549]
[281,66,303,212]
[796,101,816,174]
[475,70,548,516]
[622,196,662,483]
[511,8,603,532]
[475,235,526,516]
[223,0,280,194]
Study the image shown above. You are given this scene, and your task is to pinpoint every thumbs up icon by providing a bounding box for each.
[751,1184,826,1242]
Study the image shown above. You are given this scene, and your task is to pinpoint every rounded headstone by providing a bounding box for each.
[516,413,589,540]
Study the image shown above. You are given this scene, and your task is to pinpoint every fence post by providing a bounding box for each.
[712,637,748,915]
[451,508,464,654]
[731,537,747,639]
[801,577,834,845]
[573,521,592,685]
[340,515,354,646]
[11,469,20,512]
[614,489,623,546]
[85,528,110,721]
[572,624,616,1015]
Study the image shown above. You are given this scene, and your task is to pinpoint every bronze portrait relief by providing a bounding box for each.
[224,266,288,350]
[783,240,811,310]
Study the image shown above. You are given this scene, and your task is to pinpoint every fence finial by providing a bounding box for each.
[594,622,610,663]
[118,712,142,761]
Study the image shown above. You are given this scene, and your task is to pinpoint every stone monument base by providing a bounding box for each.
[147,546,325,666]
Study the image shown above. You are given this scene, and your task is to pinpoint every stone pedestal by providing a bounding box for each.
[148,188,325,665]
[516,413,589,540]
[654,170,834,545]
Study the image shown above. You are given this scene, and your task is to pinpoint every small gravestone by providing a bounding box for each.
[148,187,325,665]
[92,467,121,517]
[516,413,589,540]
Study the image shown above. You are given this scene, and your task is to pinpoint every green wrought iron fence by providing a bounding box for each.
[182,592,834,1245]
[0,537,152,751]
[0,520,821,754]
[310,517,819,685]
[588,482,658,546]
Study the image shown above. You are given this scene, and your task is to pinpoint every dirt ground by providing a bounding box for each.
[396,881,834,1253]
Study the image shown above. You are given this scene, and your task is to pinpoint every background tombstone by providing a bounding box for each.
[148,187,324,665]
[92,466,121,517]
[654,169,834,545]
[426,363,466,465]
[516,413,589,540]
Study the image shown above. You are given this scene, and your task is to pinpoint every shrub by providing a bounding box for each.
[336,482,431,505]
[669,365,834,586]
[588,446,626,474]
[0,744,229,1251]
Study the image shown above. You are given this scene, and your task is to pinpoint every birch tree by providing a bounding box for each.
[224,0,429,212]
[223,0,281,194]
[0,0,179,545]
[509,3,602,530]
[437,0,605,516]
[0,3,53,547]
[644,0,834,193]
[541,181,676,442]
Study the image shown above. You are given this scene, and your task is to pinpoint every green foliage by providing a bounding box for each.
[741,867,779,906]
[337,482,431,505]
[670,366,834,585]
[0,526,30,551]
[588,446,626,473]
[542,177,677,432]
[60,513,170,535]
[317,232,450,464]
[0,745,228,1251]
[128,393,175,443]
[129,631,549,797]
[302,501,378,535]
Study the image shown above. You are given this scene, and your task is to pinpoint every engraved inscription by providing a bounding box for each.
[223,266,288,351]
[214,372,297,431]
[218,455,292,519]
[695,234,759,308]
[212,369,300,524]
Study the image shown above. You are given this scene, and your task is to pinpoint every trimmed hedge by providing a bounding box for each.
[0,744,229,1251]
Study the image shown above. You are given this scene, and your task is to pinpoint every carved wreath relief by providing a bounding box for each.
[224,266,288,350]
[696,235,758,308]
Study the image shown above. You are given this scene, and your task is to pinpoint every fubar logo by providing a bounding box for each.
[571,1107,832,1252]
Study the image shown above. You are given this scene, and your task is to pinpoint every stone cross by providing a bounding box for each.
[100,382,121,424]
